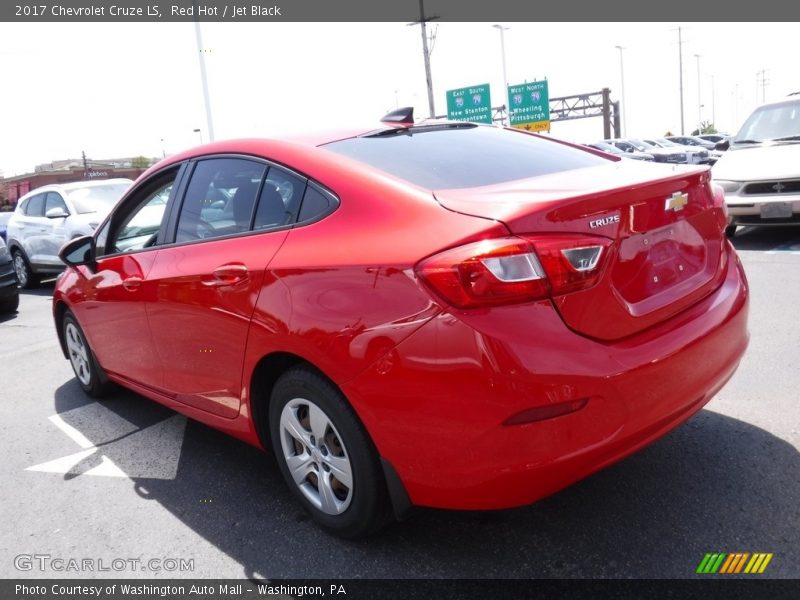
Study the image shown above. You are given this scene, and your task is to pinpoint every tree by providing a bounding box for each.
[692,121,718,135]
[130,156,153,168]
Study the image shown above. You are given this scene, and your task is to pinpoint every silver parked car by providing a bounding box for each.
[585,141,655,161]
[6,179,132,287]
[713,96,800,236]
[643,137,711,165]
[605,138,688,164]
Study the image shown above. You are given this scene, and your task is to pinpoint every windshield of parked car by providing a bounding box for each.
[67,183,131,214]
[590,142,624,154]
[624,139,654,152]
[735,100,800,144]
[652,138,682,147]
[323,125,607,189]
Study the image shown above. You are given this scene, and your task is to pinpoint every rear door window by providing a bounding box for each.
[253,166,306,230]
[24,194,45,216]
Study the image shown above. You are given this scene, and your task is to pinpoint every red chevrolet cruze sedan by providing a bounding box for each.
[53,115,749,538]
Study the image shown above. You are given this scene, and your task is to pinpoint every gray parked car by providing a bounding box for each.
[586,141,655,161]
[5,179,132,288]
[0,236,19,313]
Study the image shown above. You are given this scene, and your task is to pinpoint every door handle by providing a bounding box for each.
[203,264,249,287]
[122,276,143,291]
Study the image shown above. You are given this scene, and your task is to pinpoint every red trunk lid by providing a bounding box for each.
[434,163,728,341]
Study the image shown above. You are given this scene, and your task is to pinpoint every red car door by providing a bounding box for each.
[144,157,301,418]
[71,174,177,388]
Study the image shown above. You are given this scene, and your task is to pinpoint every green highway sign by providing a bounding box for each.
[508,80,550,131]
[446,84,492,124]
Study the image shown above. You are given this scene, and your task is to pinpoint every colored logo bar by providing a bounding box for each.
[697,553,773,574]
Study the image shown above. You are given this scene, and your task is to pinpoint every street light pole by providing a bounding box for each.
[493,25,510,125]
[615,45,627,137]
[677,26,685,135]
[711,75,716,127]
[694,54,702,133]
[193,6,215,142]
[193,128,203,144]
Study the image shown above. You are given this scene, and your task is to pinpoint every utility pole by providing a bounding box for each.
[677,26,685,135]
[615,45,627,137]
[409,0,438,118]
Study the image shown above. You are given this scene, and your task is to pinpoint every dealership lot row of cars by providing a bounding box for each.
[1,95,799,539]
[588,96,800,236]
[588,134,724,165]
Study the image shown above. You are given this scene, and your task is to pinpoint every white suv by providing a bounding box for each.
[713,97,800,236]
[6,179,132,287]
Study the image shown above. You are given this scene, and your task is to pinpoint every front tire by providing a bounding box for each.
[269,367,391,538]
[0,293,19,313]
[62,310,112,397]
[12,249,39,289]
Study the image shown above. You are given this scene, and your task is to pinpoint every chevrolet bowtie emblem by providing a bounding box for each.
[665,191,689,212]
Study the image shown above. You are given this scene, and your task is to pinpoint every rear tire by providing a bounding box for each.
[11,249,39,289]
[269,366,392,539]
[62,310,113,397]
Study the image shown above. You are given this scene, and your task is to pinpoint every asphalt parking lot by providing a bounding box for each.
[0,225,798,580]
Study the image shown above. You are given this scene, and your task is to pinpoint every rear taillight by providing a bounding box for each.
[416,235,612,309]
[523,235,611,296]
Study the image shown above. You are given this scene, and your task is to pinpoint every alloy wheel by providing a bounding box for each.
[278,398,354,515]
[12,252,28,287]
[65,322,92,386]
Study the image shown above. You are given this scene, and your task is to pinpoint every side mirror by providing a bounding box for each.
[59,235,95,269]
[715,139,730,151]
[46,207,69,219]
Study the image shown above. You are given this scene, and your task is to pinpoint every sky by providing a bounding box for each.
[1,21,797,177]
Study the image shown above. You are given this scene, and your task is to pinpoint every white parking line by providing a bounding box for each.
[26,405,187,480]
[48,414,95,449]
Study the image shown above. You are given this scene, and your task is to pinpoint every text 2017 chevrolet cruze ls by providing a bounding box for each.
[53,115,749,538]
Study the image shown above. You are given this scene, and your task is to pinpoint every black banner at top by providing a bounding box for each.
[2,0,800,22]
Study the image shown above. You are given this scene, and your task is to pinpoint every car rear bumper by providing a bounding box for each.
[343,243,749,510]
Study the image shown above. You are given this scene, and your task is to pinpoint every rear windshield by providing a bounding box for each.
[67,183,131,214]
[323,125,607,189]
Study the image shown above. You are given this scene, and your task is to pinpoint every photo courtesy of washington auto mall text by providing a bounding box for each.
[12,582,347,598]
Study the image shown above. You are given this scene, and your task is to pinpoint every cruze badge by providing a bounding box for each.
[589,214,620,229]
[665,191,689,212]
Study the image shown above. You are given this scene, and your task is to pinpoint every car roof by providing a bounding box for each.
[20,178,133,197]
[752,97,800,110]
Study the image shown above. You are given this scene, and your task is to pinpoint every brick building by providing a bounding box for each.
[0,157,154,209]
